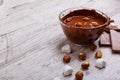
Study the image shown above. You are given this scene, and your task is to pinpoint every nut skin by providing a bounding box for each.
[95,50,102,58]
[81,61,90,69]
[63,55,71,63]
[75,71,84,80]
[90,44,97,51]
[78,52,87,60]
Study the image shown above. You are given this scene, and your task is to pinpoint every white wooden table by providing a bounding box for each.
[0,0,120,80]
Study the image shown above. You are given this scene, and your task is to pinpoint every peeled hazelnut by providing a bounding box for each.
[63,55,71,63]
[90,44,97,51]
[65,18,71,23]
[75,71,84,80]
[95,50,102,58]
[91,22,98,26]
[81,61,90,69]
[82,17,89,21]
[83,22,87,26]
[75,22,82,27]
[78,52,87,60]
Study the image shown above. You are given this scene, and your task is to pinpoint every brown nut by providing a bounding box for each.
[78,52,87,60]
[75,71,84,80]
[83,22,88,26]
[75,22,82,27]
[95,50,102,58]
[82,17,89,21]
[91,22,98,26]
[81,61,90,69]
[65,18,71,23]
[90,44,97,51]
[63,55,71,63]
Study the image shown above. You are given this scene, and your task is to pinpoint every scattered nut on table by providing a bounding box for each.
[78,52,87,60]
[63,55,71,63]
[81,61,90,69]
[63,65,73,76]
[75,71,84,80]
[82,17,90,21]
[95,59,106,69]
[90,43,97,51]
[61,44,71,53]
[95,50,102,58]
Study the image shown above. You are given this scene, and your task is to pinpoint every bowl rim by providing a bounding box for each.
[59,7,110,30]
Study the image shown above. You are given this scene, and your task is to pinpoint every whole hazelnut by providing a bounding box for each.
[75,22,82,27]
[65,18,71,23]
[90,44,97,51]
[81,61,90,69]
[78,52,87,60]
[95,50,102,58]
[63,55,71,63]
[91,22,98,26]
[75,71,84,80]
[82,17,90,21]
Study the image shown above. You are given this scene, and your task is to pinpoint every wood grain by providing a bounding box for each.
[0,0,120,80]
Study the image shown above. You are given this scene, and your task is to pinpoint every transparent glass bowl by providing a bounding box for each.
[59,8,110,45]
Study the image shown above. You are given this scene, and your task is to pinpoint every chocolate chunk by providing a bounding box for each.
[104,26,120,33]
[99,32,111,46]
[110,30,120,53]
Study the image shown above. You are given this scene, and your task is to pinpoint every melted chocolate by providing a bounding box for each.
[60,9,109,45]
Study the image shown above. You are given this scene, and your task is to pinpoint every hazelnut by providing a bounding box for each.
[90,44,97,51]
[75,71,84,80]
[91,22,98,26]
[65,18,71,23]
[82,17,90,21]
[81,61,90,69]
[63,55,71,63]
[75,22,82,27]
[83,22,88,26]
[78,52,87,60]
[95,50,102,58]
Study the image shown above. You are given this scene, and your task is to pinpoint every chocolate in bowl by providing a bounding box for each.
[59,8,110,45]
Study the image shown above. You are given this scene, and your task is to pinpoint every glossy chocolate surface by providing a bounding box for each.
[60,9,109,45]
